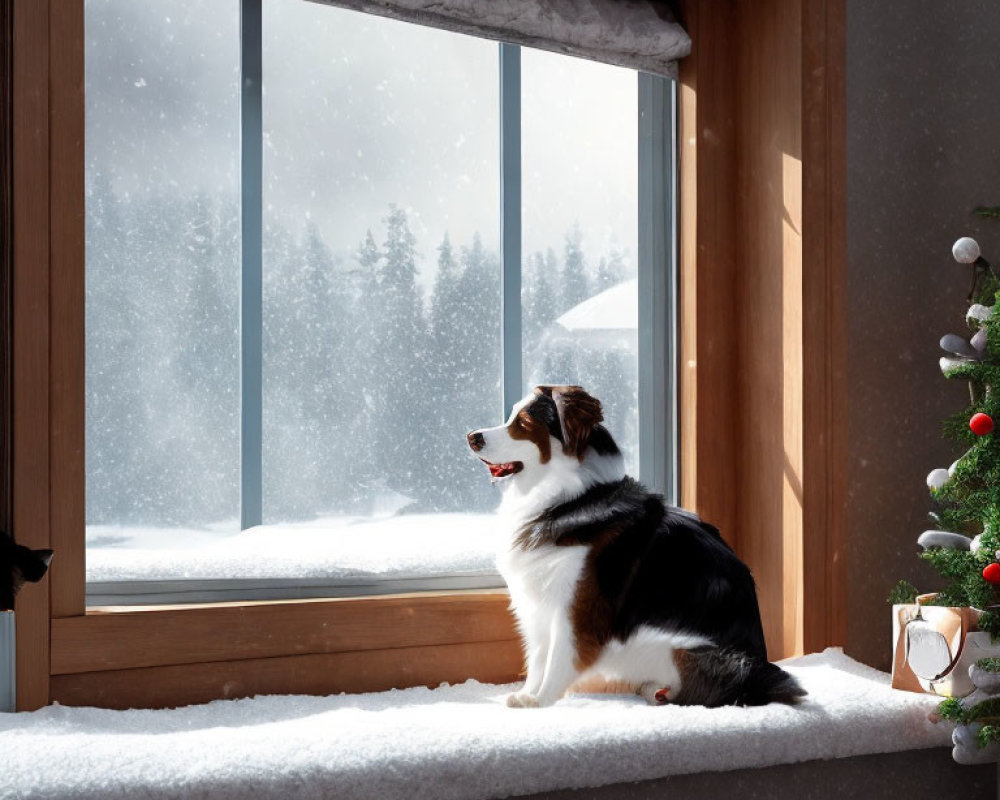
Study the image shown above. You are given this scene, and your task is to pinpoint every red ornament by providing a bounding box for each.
[984,563,1000,585]
[970,413,994,436]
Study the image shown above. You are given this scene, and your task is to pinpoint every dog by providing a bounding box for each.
[467,385,805,708]
[0,530,53,611]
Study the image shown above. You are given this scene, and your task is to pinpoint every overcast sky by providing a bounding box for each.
[85,0,639,289]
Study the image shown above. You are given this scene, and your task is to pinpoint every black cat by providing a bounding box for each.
[0,530,53,611]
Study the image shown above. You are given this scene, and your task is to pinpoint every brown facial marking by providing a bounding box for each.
[507,407,551,464]
[569,526,621,672]
[541,385,604,461]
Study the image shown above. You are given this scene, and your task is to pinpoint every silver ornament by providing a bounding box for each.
[940,333,979,359]
[918,530,973,550]
[953,237,982,264]
[971,327,988,353]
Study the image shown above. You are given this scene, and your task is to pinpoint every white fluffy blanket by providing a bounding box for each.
[0,648,950,800]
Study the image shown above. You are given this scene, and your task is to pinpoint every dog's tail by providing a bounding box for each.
[737,659,807,706]
[676,646,806,707]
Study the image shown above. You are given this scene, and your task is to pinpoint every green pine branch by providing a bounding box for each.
[887,580,919,605]
[907,292,1000,628]
[978,724,1000,748]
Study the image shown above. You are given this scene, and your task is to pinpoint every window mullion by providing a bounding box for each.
[240,0,263,529]
[499,43,522,416]
[638,74,677,501]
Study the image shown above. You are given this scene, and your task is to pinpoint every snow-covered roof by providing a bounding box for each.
[555,278,637,332]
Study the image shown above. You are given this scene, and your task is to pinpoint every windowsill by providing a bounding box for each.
[85,513,501,605]
[2,649,957,798]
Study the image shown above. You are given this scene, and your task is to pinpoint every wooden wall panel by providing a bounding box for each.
[678,0,847,659]
[49,0,87,619]
[13,0,52,711]
[736,0,805,658]
[51,639,524,710]
[52,592,519,675]
[1,0,13,540]
[676,0,739,548]
[801,0,847,653]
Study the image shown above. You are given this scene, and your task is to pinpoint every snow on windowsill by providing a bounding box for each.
[0,649,952,800]
[86,513,502,604]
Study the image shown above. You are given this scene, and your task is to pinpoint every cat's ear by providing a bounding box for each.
[18,548,53,583]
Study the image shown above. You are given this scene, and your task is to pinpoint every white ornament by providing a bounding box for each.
[951,447,974,476]
[927,468,950,490]
[940,356,966,377]
[952,723,1000,765]
[953,237,982,264]
[971,534,983,552]
[968,304,993,325]
[918,530,973,550]
[971,327,988,353]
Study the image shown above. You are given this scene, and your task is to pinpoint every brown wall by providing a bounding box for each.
[846,0,1000,667]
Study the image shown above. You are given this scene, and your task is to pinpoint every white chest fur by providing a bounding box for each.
[497,542,587,620]
[496,539,588,706]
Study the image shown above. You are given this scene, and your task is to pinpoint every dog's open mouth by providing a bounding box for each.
[481,459,524,480]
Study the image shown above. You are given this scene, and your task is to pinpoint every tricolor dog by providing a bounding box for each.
[467,385,805,709]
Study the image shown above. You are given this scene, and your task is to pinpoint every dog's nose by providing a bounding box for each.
[467,431,485,452]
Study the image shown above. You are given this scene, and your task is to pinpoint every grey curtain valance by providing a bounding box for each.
[305,0,691,78]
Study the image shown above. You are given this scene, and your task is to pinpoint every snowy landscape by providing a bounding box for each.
[84,0,639,584]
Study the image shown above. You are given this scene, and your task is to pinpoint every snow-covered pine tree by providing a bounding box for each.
[523,250,558,343]
[86,172,144,524]
[597,246,627,292]
[429,234,462,362]
[424,233,476,511]
[178,193,239,522]
[367,205,430,497]
[560,221,589,313]
[343,228,386,506]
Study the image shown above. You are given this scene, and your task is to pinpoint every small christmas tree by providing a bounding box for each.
[910,236,1000,630]
[899,235,1000,759]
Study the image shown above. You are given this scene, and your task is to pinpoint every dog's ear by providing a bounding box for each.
[550,386,603,460]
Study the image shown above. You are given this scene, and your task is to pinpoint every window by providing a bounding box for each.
[521,47,642,479]
[83,0,676,606]
[10,0,853,715]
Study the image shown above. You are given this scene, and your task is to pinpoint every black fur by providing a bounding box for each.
[523,394,565,444]
[0,530,53,611]
[520,477,805,707]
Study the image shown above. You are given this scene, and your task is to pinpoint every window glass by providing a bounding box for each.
[521,49,639,476]
[83,2,652,600]
[84,1,241,544]
[262,1,501,523]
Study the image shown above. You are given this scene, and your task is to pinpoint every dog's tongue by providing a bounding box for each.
[489,463,514,478]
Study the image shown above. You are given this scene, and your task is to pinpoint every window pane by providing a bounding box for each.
[85,2,241,558]
[521,50,639,476]
[262,2,501,523]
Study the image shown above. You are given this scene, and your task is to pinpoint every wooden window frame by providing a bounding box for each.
[7,0,847,711]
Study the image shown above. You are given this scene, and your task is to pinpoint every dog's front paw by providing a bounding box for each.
[506,690,540,708]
